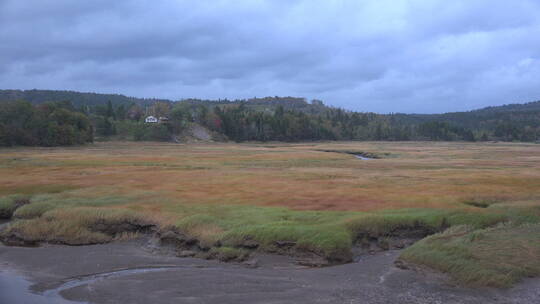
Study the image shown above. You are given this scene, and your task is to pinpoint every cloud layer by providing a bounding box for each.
[1,0,539,113]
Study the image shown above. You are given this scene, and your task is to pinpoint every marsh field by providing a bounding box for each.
[1,141,540,290]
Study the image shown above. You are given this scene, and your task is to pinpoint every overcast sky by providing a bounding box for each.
[1,0,539,113]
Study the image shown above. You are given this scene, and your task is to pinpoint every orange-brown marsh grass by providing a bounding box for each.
[3,141,539,212]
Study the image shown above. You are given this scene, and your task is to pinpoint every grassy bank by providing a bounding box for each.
[2,207,154,245]
[399,223,540,288]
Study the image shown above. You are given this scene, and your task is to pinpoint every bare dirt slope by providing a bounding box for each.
[175,123,225,142]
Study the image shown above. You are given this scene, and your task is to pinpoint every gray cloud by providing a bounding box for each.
[1,0,539,113]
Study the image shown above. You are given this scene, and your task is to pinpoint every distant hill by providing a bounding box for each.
[471,101,540,113]
[393,100,540,130]
[0,89,328,113]
[2,89,538,116]
[0,89,169,108]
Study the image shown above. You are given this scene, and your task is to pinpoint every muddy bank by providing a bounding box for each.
[0,215,444,268]
[1,240,539,304]
[1,219,346,266]
[151,227,348,266]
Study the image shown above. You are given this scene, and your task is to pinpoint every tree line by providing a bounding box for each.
[1,94,539,146]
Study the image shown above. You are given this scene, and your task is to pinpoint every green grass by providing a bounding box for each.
[168,204,354,260]
[12,190,137,219]
[345,208,509,236]
[395,202,540,287]
[164,203,537,263]
[399,223,540,288]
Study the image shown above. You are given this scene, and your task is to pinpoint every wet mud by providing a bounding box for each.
[1,240,539,304]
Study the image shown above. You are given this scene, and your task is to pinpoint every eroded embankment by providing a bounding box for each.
[0,212,156,247]
[0,194,156,247]
[0,194,442,267]
[353,223,438,257]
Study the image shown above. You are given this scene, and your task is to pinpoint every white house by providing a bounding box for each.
[145,116,158,123]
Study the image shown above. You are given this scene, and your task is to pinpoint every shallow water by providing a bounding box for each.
[0,271,83,304]
[43,267,181,298]
[0,268,182,304]
[355,155,373,160]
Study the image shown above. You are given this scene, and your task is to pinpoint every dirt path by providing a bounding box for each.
[0,240,539,304]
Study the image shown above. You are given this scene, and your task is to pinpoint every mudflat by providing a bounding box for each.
[1,240,539,304]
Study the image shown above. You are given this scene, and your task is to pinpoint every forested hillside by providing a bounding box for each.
[0,89,539,145]
[0,100,93,146]
[393,101,540,141]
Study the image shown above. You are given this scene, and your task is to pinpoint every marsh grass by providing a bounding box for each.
[169,204,354,258]
[1,191,539,286]
[1,142,540,286]
[165,204,538,262]
[12,189,139,219]
[0,184,77,196]
[0,194,30,218]
[399,223,540,287]
[2,207,155,245]
[345,208,508,236]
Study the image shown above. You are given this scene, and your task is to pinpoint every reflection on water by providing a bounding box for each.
[0,271,83,304]
[0,267,180,304]
[43,267,178,298]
